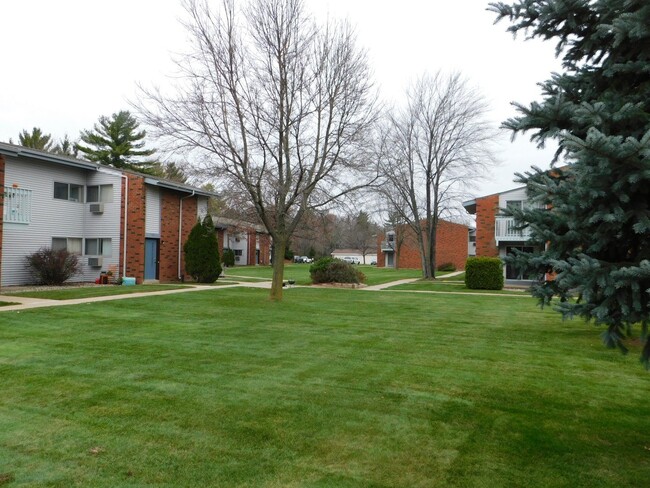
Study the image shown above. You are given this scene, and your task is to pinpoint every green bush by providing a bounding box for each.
[222,248,235,267]
[309,257,366,284]
[465,257,504,290]
[184,214,222,283]
[25,247,80,285]
[437,262,456,272]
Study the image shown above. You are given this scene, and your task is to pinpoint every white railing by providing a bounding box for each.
[3,186,32,223]
[495,216,530,243]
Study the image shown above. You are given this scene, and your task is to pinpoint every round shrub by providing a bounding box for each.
[25,247,80,285]
[465,257,504,290]
[309,257,366,284]
[437,262,456,272]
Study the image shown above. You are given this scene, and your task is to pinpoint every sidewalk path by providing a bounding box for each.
[0,270,521,313]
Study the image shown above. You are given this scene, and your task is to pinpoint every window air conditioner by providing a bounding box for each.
[89,203,104,214]
[88,257,103,267]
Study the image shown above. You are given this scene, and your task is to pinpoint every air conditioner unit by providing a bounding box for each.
[88,257,103,267]
[89,203,104,214]
[235,256,240,262]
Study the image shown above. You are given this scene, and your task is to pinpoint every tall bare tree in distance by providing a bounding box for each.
[138,0,377,300]
[378,72,496,279]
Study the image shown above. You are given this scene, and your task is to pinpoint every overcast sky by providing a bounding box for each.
[1,0,563,198]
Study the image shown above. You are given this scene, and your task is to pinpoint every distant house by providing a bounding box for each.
[377,219,469,270]
[463,185,540,281]
[330,248,377,265]
[213,216,271,266]
[0,142,216,287]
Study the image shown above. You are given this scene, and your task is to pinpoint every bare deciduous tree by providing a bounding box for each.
[137,0,377,300]
[378,72,496,278]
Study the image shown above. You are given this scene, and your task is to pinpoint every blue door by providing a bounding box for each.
[145,238,159,280]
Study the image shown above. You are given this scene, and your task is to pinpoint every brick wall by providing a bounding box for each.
[160,190,181,282]
[160,191,199,282]
[376,220,469,270]
[436,220,470,270]
[247,230,257,265]
[475,194,499,257]
[124,175,146,283]
[258,233,271,265]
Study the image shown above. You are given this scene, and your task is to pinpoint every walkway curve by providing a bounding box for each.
[0,272,525,313]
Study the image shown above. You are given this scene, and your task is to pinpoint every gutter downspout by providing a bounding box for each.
[178,191,196,280]
[121,174,129,278]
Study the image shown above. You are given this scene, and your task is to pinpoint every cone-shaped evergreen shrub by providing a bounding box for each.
[184,214,221,283]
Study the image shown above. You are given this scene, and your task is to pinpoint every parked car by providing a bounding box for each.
[342,256,360,265]
[293,255,314,264]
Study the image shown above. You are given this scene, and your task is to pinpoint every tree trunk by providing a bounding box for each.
[270,238,286,301]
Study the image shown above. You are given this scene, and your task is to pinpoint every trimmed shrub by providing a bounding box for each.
[184,214,222,283]
[465,257,504,290]
[437,262,456,272]
[310,257,366,284]
[25,247,80,285]
[222,248,235,267]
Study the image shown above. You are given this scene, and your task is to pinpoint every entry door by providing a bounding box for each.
[386,252,395,268]
[145,238,159,280]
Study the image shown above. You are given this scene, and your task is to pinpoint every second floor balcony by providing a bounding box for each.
[495,216,531,244]
[381,240,396,252]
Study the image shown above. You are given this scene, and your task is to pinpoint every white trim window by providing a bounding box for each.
[3,186,32,223]
[52,237,82,255]
[86,184,113,203]
[54,182,83,202]
[85,238,112,257]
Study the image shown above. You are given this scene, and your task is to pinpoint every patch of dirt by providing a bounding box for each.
[0,473,15,485]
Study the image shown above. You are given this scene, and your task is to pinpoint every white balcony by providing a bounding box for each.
[3,186,32,223]
[495,216,531,244]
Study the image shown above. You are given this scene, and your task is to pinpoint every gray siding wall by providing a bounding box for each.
[498,187,528,209]
[198,197,208,220]
[145,186,161,237]
[2,157,122,286]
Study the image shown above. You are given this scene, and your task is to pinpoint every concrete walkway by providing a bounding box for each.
[0,270,521,313]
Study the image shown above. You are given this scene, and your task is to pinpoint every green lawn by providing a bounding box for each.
[225,263,424,285]
[5,284,190,300]
[388,279,526,295]
[1,288,648,487]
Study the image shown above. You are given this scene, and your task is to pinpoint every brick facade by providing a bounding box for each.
[258,233,271,265]
[377,219,469,271]
[124,174,147,282]
[475,194,499,257]
[121,174,203,284]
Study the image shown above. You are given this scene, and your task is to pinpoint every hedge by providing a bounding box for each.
[465,257,504,290]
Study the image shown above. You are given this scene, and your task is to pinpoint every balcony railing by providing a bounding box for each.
[495,216,530,243]
[381,240,396,252]
[3,186,32,224]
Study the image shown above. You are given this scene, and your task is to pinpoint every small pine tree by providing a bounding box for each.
[184,214,222,283]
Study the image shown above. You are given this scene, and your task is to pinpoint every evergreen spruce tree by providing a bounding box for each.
[490,1,650,365]
[184,214,222,283]
[76,110,156,172]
